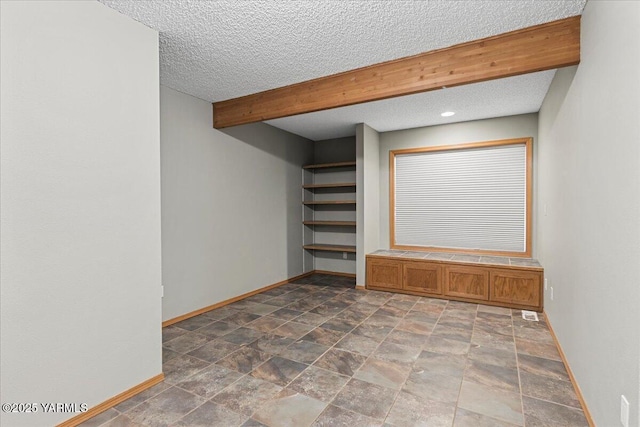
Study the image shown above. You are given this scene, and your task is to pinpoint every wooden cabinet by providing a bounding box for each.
[403,261,442,295]
[367,258,402,290]
[366,254,543,311]
[444,265,489,301]
[490,269,541,308]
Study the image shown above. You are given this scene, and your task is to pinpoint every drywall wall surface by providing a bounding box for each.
[311,136,357,274]
[356,124,381,285]
[356,127,365,282]
[313,136,357,164]
[160,86,313,321]
[537,2,640,425]
[0,2,161,425]
[379,114,539,254]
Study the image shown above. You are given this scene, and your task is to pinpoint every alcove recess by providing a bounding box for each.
[302,137,356,276]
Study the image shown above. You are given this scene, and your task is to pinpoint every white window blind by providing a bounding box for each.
[394,143,527,253]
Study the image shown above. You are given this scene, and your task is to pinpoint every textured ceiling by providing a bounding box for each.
[266,70,557,141]
[100,0,586,140]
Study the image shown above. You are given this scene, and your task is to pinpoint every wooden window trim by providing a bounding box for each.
[389,137,533,258]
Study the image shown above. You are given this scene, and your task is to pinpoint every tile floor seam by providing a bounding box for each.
[329,387,400,424]
[214,374,281,425]
[184,349,220,365]
[164,383,212,423]
[381,394,400,426]
[91,409,121,427]
[396,297,457,426]
[176,365,255,423]
[519,368,575,385]
[375,297,442,425]
[513,311,587,423]
[175,371,245,401]
[354,337,400,422]
[317,293,403,423]
[304,301,390,422]
[239,309,354,426]
[520,393,586,411]
[450,303,478,427]
[82,276,588,427]
[168,387,225,426]
[165,357,220,387]
[512,308,527,427]
[110,382,170,416]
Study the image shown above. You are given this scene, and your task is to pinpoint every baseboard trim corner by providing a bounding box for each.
[355,284,366,290]
[544,312,595,427]
[162,271,315,327]
[56,373,164,427]
[313,269,356,278]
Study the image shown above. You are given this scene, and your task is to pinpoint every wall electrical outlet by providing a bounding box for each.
[621,395,629,427]
[550,287,554,301]
[544,278,548,290]
[343,252,348,259]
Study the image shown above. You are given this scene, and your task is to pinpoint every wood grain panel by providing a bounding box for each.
[213,17,580,128]
[403,262,442,295]
[365,254,542,310]
[303,244,356,253]
[302,161,356,169]
[303,220,357,226]
[490,269,542,309]
[445,266,489,300]
[302,182,356,189]
[303,200,356,205]
[313,269,356,278]
[367,259,402,290]
[492,279,513,303]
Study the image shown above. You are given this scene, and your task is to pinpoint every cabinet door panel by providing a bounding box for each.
[491,277,513,303]
[367,259,402,290]
[444,266,489,300]
[403,262,442,295]
[490,270,541,308]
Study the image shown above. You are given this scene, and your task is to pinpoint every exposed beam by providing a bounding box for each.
[213,16,580,129]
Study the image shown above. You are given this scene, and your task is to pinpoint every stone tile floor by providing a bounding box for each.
[80,274,588,427]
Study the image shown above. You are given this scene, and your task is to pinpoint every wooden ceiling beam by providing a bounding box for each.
[212,16,580,129]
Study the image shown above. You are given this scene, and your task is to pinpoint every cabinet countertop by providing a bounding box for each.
[367,249,542,270]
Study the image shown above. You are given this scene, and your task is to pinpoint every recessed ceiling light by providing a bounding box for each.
[441,111,455,117]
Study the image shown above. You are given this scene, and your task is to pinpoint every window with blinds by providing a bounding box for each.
[391,138,532,256]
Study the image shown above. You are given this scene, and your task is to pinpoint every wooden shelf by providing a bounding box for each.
[303,200,356,205]
[304,244,356,253]
[303,221,356,226]
[303,182,356,189]
[303,161,356,170]
[302,158,356,264]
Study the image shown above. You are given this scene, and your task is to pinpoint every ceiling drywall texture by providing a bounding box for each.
[267,70,556,140]
[100,0,586,140]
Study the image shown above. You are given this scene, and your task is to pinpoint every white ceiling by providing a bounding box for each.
[266,70,557,141]
[99,0,587,141]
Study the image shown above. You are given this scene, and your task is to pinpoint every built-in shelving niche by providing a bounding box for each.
[302,137,357,276]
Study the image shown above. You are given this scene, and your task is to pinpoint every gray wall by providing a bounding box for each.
[314,136,356,164]
[378,113,539,254]
[160,86,313,321]
[356,124,381,285]
[537,1,640,425]
[0,2,162,426]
